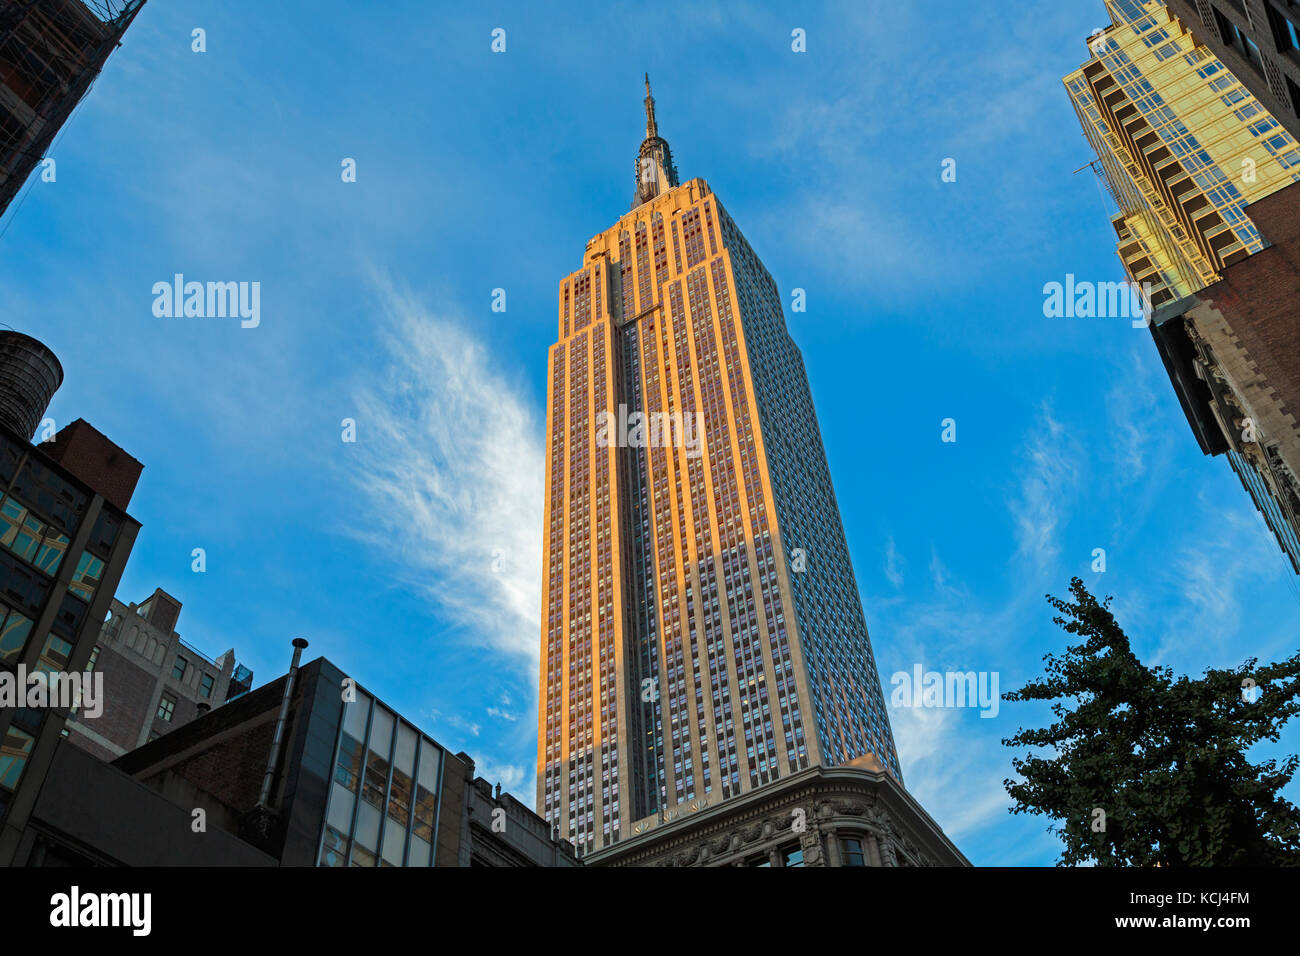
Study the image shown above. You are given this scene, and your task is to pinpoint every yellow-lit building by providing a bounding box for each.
[1066,0,1300,307]
[538,79,902,853]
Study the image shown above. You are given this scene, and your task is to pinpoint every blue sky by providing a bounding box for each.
[3,0,1297,866]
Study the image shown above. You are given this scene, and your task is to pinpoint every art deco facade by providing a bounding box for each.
[539,79,901,853]
[1068,0,1300,572]
[587,755,968,868]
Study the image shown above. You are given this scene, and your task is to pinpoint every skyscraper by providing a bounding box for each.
[538,78,902,853]
[1066,0,1300,308]
[1067,1,1300,572]
[1163,0,1300,143]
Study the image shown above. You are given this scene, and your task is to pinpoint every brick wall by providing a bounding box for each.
[41,418,142,511]
[1198,183,1300,467]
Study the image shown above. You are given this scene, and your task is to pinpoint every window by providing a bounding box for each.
[335,733,364,792]
[388,767,412,825]
[200,673,214,698]
[157,694,176,722]
[0,724,35,791]
[362,749,390,808]
[68,552,104,602]
[1269,2,1300,52]
[320,826,350,867]
[350,844,377,867]
[412,785,437,841]
[0,608,34,665]
[172,655,188,681]
[35,633,72,674]
[783,845,804,868]
[0,496,68,575]
[842,837,866,867]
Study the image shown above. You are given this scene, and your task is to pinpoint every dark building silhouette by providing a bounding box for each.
[11,650,577,867]
[0,0,145,219]
[0,330,62,440]
[0,332,143,863]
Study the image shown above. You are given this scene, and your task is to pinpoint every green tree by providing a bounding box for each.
[1002,576,1300,866]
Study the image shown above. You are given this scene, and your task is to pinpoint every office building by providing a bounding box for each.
[0,330,142,862]
[1163,0,1300,143]
[62,587,251,760]
[1067,0,1300,306]
[0,0,146,218]
[538,78,958,856]
[1068,1,1300,570]
[106,649,578,867]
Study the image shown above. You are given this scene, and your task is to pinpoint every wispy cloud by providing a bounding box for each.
[1009,402,1078,571]
[350,275,544,669]
[884,535,905,588]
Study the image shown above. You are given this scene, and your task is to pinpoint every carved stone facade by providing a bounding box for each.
[585,760,967,868]
[1150,183,1300,573]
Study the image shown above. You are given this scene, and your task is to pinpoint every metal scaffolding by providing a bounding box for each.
[0,0,145,217]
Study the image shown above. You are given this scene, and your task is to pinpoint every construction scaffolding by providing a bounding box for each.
[0,0,144,218]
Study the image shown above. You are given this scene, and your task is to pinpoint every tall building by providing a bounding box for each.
[539,78,911,854]
[1068,1,1300,572]
[0,0,145,219]
[62,587,251,761]
[0,331,142,860]
[1066,0,1300,308]
[1164,0,1300,143]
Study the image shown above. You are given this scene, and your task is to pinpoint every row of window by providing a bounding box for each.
[0,494,105,602]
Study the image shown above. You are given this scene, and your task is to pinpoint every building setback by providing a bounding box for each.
[63,588,251,761]
[1067,1,1300,570]
[539,78,957,858]
[1163,0,1300,143]
[0,331,143,863]
[0,0,146,219]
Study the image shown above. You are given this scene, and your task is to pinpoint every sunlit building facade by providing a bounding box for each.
[538,78,900,852]
[1067,1,1300,574]
[1066,0,1300,307]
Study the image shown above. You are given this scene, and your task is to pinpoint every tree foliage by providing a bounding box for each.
[1002,576,1300,866]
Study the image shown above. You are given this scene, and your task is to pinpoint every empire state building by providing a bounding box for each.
[539,78,904,853]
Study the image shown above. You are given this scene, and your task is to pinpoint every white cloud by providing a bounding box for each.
[1009,402,1078,570]
[884,535,905,588]
[350,276,544,669]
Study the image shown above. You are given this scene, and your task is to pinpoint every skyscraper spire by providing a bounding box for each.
[633,73,678,208]
[644,73,658,139]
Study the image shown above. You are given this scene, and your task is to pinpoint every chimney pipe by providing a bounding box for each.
[257,638,308,809]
